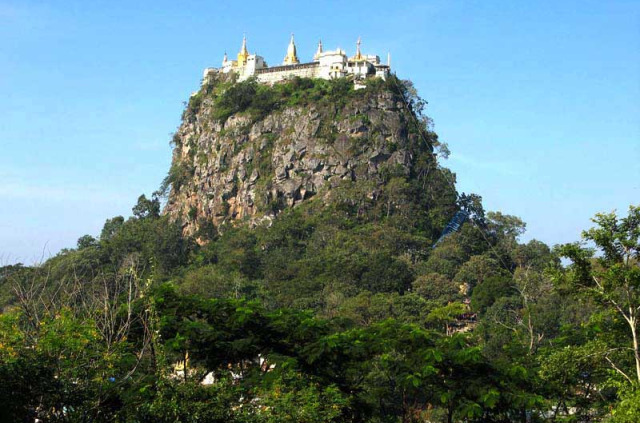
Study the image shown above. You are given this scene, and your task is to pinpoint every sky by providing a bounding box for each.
[1,0,638,264]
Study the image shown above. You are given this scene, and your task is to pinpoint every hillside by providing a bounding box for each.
[164,73,456,240]
[0,74,638,422]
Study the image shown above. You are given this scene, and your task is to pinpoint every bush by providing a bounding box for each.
[161,160,195,193]
[213,79,258,122]
[210,77,362,124]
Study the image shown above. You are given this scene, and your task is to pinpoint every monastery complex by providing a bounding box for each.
[203,35,391,86]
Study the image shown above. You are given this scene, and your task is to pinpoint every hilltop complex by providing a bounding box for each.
[203,35,391,86]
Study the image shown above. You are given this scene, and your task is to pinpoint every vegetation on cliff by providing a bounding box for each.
[163,73,453,239]
[0,76,638,422]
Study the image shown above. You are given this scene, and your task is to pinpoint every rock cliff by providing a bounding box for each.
[164,74,439,237]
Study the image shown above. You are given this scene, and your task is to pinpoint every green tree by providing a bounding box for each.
[470,275,514,314]
[100,216,124,241]
[610,388,640,422]
[538,342,610,421]
[559,206,640,384]
[76,234,98,249]
[453,255,504,295]
[427,302,466,335]
[132,194,161,219]
[413,272,462,303]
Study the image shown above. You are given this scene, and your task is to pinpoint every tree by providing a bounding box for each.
[538,343,610,421]
[132,194,161,219]
[559,206,640,384]
[77,234,98,250]
[610,389,640,422]
[471,275,514,314]
[100,216,125,241]
[458,193,485,224]
[427,302,467,335]
[400,79,427,119]
[453,255,504,295]
[413,272,461,303]
[486,212,526,240]
[382,177,411,218]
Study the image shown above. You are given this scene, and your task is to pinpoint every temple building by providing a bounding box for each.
[203,35,390,86]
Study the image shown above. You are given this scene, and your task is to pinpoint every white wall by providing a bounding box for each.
[256,65,319,84]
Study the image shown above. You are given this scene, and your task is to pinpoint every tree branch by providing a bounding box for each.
[604,355,634,385]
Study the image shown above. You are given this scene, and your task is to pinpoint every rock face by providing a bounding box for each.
[164,77,431,237]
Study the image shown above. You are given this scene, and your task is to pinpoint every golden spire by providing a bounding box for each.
[313,39,323,61]
[237,34,249,66]
[353,37,363,61]
[283,33,300,65]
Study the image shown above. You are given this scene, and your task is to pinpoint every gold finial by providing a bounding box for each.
[354,36,363,61]
[283,33,300,65]
[237,34,249,66]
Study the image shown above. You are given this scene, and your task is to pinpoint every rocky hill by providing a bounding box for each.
[7,63,627,423]
[163,73,452,238]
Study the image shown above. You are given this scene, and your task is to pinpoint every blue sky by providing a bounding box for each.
[1,0,638,264]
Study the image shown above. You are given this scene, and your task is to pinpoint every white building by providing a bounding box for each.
[203,35,390,86]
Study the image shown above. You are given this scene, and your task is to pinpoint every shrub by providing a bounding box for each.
[213,79,258,122]
[162,160,195,193]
